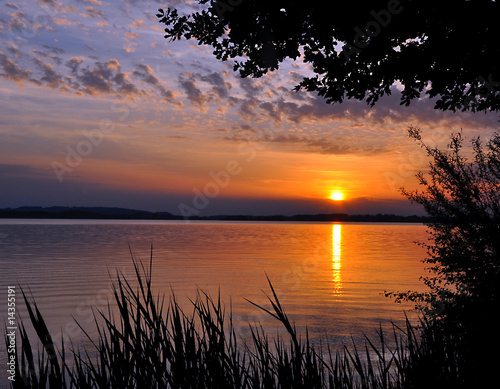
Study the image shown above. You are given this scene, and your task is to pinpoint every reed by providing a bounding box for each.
[7,250,469,389]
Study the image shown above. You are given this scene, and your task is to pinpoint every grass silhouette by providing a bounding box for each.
[8,250,469,388]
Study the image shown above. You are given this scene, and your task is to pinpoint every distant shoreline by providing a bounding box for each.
[0,206,429,223]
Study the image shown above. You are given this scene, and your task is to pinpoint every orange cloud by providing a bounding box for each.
[124,31,139,39]
[123,44,136,53]
[53,18,73,26]
[129,19,146,30]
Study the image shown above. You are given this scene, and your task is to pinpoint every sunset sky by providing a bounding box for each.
[1,0,498,216]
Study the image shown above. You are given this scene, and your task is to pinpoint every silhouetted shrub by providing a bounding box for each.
[388,127,500,387]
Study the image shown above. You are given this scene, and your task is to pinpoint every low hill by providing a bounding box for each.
[0,206,428,223]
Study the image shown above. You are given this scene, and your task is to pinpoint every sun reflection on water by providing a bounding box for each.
[332,224,342,295]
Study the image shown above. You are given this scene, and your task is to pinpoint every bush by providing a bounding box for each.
[388,127,500,386]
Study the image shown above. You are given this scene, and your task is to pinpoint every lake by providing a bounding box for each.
[0,220,428,384]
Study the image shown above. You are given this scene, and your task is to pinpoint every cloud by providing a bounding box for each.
[124,31,139,39]
[178,72,208,107]
[133,64,159,85]
[0,51,32,85]
[132,63,181,105]
[3,0,494,135]
[129,19,146,30]
[85,6,106,19]
[77,0,102,5]
[238,97,259,118]
[6,45,22,58]
[121,0,175,5]
[0,37,181,104]
[65,56,84,74]
[35,0,60,7]
[72,58,141,97]
[288,70,305,84]
[76,62,114,94]
[259,101,282,122]
[177,71,233,108]
[33,0,76,13]
[106,58,121,71]
[33,58,64,89]
[42,45,65,55]
[52,17,74,26]
[32,49,63,65]
[123,44,136,53]
[143,10,159,22]
[94,20,108,28]
[6,11,29,33]
[231,80,500,131]
[199,71,232,99]
[221,125,388,156]
[238,77,264,98]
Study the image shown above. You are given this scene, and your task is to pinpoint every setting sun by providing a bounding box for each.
[330,192,344,201]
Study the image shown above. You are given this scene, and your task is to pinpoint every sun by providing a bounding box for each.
[330,192,344,201]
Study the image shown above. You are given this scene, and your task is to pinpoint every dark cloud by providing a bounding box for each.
[158,87,179,104]
[65,57,84,74]
[63,75,80,90]
[5,46,21,58]
[7,11,27,33]
[132,63,181,105]
[238,77,264,98]
[76,61,114,94]
[132,64,159,85]
[33,58,64,89]
[276,85,306,101]
[120,0,162,4]
[75,59,141,97]
[35,0,60,6]
[234,84,500,131]
[32,49,63,65]
[178,72,207,107]
[288,71,305,84]
[259,101,282,122]
[0,51,32,85]
[177,71,233,107]
[76,0,103,5]
[236,77,287,119]
[238,97,259,117]
[0,44,181,105]
[42,45,65,55]
[199,71,232,99]
[85,6,106,19]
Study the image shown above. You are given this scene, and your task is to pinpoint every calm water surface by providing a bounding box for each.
[0,220,428,382]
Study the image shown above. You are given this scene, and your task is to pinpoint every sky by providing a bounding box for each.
[0,0,499,216]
